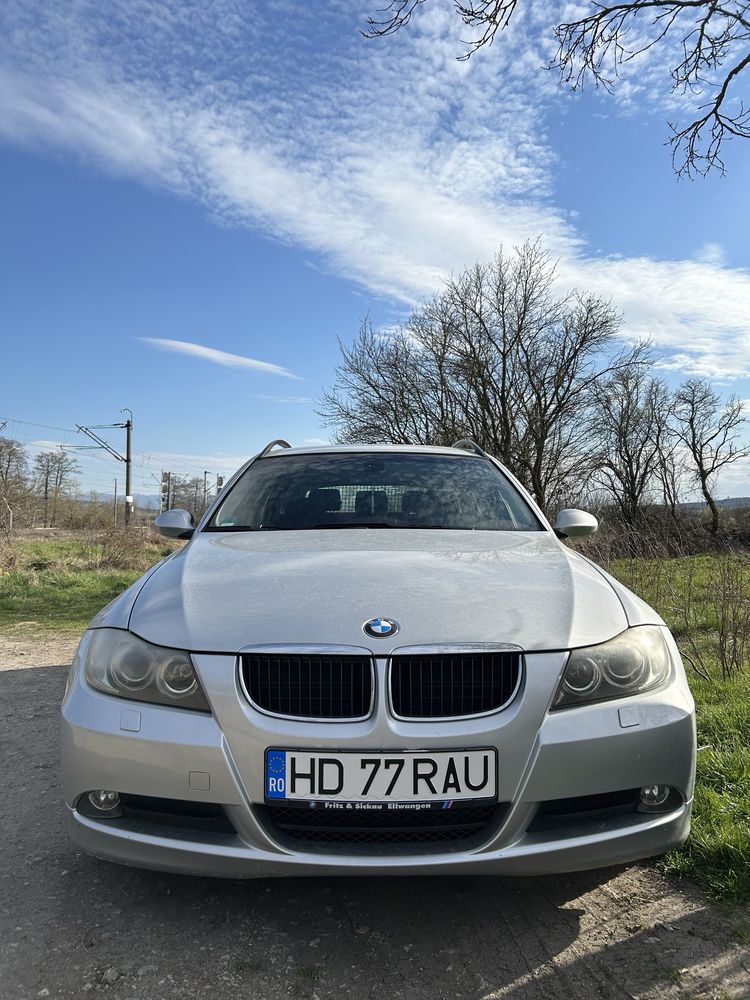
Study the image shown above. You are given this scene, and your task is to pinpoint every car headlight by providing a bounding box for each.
[552,626,672,710]
[80,629,210,712]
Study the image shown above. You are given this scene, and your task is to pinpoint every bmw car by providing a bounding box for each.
[61,440,696,877]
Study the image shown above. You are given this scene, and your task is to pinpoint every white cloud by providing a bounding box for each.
[25,438,72,453]
[0,1,748,380]
[138,338,301,380]
[134,448,251,476]
[714,455,750,499]
[695,242,728,267]
[557,255,750,380]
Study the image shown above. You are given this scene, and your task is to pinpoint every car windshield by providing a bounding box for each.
[206,452,543,532]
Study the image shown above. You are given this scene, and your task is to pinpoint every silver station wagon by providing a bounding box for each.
[61,441,696,877]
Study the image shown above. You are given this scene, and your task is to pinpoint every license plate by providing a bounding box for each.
[264,748,497,804]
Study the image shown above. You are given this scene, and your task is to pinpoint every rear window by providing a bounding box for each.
[206,452,543,532]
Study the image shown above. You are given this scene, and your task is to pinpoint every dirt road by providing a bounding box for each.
[1,639,748,1000]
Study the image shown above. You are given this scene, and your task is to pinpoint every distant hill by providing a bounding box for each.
[77,492,160,509]
[681,497,750,511]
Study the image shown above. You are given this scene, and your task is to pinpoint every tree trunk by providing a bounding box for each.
[700,477,720,535]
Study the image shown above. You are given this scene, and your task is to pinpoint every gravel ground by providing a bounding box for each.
[1,639,748,1000]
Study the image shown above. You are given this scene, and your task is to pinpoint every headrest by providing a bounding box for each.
[355,490,388,516]
[307,488,342,513]
[401,491,431,514]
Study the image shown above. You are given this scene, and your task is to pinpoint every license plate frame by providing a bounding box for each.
[264,747,498,806]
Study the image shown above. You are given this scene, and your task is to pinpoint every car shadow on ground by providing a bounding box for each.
[2,664,748,1000]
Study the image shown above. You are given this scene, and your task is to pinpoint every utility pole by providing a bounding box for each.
[75,409,134,525]
[203,470,208,511]
[113,479,118,525]
[160,471,172,512]
[121,409,133,525]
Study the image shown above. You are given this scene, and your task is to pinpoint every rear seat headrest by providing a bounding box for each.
[355,490,388,515]
[307,488,342,513]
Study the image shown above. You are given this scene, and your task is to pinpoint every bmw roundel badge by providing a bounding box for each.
[363,617,399,639]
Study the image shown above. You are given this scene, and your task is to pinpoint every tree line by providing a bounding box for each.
[0,441,215,532]
[320,242,749,536]
[0,443,81,531]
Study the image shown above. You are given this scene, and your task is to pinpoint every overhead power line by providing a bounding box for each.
[0,415,76,433]
[77,411,134,524]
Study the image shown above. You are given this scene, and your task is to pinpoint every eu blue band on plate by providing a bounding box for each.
[266,749,287,798]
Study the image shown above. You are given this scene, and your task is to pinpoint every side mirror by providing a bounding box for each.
[553,508,598,539]
[155,509,195,539]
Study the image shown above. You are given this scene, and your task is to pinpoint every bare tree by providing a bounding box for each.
[33,450,80,527]
[654,418,686,519]
[0,436,29,494]
[591,370,672,524]
[672,377,750,534]
[364,0,519,57]
[320,241,644,512]
[171,475,210,521]
[364,0,750,176]
[0,437,32,534]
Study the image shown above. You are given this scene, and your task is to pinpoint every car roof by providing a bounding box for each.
[262,444,485,458]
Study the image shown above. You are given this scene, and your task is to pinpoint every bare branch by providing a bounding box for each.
[362,0,750,176]
[319,240,630,513]
[362,0,427,39]
[672,377,750,533]
[363,0,518,58]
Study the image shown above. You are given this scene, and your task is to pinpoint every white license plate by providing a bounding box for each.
[264,748,497,804]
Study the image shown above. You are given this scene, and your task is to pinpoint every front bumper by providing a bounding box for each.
[61,644,696,878]
[66,802,692,877]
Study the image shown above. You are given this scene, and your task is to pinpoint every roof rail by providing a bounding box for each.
[258,439,292,459]
[451,438,487,457]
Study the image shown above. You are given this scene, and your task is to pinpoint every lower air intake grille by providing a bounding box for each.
[257,803,507,854]
[390,651,521,719]
[241,653,373,720]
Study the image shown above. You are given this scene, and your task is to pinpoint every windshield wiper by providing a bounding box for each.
[311,522,396,529]
[204,525,288,532]
[204,525,260,532]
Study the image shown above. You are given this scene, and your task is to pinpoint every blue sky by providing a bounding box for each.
[1,0,749,500]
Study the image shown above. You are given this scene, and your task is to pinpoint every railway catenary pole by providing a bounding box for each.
[121,409,133,525]
[75,411,133,525]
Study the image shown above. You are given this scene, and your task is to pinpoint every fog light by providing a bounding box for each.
[640,784,670,807]
[88,790,121,812]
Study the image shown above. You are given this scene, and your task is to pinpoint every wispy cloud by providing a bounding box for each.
[1,1,749,379]
[557,254,750,380]
[695,242,728,267]
[138,338,301,380]
[133,448,251,477]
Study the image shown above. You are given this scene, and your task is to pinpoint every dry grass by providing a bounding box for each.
[0,530,179,634]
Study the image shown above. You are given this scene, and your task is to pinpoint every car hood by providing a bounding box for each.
[126,529,632,653]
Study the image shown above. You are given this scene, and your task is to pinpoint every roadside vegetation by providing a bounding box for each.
[606,555,750,906]
[0,530,178,634]
[0,529,747,904]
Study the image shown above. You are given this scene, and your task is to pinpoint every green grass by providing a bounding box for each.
[296,965,321,985]
[0,567,142,634]
[0,534,177,635]
[234,957,264,976]
[610,556,750,906]
[660,671,750,903]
